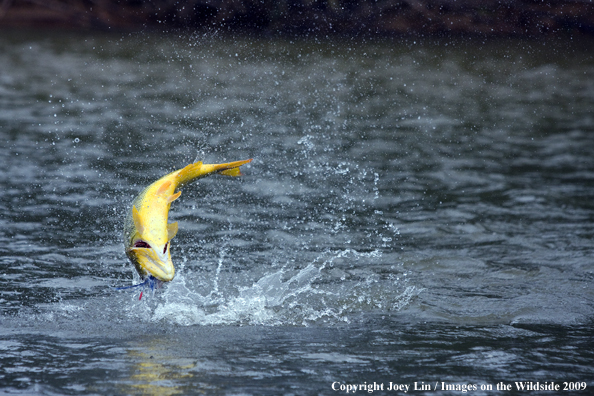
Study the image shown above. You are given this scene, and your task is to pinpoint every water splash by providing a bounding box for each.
[120,249,420,326]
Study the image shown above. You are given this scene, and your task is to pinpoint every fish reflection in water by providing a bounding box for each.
[123,341,196,396]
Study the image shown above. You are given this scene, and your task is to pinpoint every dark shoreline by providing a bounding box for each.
[1,0,594,37]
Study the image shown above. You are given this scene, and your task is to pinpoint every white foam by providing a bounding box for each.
[140,249,420,326]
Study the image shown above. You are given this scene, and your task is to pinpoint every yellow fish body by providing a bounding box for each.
[123,159,252,283]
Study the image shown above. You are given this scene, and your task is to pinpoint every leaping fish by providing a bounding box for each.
[121,159,252,297]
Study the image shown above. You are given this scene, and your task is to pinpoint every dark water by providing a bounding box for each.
[1,31,593,395]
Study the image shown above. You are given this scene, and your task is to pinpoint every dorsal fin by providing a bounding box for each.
[167,191,182,203]
[175,161,203,186]
[157,180,172,195]
[132,206,144,237]
[167,222,178,241]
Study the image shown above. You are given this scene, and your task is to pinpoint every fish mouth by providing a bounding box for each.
[127,242,175,282]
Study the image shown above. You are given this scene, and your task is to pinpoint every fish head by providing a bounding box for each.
[126,239,175,282]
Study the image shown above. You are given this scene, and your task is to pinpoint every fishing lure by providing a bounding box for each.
[118,159,252,299]
[115,275,160,300]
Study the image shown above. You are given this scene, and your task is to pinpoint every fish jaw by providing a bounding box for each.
[126,243,175,282]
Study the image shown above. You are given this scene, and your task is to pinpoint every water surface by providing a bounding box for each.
[1,31,593,394]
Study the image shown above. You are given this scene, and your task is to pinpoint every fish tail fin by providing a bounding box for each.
[175,159,252,186]
[219,167,242,177]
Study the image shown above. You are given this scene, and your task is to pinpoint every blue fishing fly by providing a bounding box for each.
[115,275,162,300]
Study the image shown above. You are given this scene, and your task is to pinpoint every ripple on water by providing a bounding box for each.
[1,32,594,394]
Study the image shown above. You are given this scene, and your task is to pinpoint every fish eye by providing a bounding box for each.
[163,243,168,254]
[134,241,151,249]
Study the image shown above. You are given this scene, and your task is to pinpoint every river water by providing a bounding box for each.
[1,30,593,395]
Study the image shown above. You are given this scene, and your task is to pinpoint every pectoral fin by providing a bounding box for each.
[132,206,144,237]
[167,222,178,241]
[157,180,172,195]
[167,191,182,203]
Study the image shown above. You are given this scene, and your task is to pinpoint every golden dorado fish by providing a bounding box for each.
[123,159,252,286]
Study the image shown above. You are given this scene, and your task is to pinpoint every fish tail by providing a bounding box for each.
[175,159,252,186]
